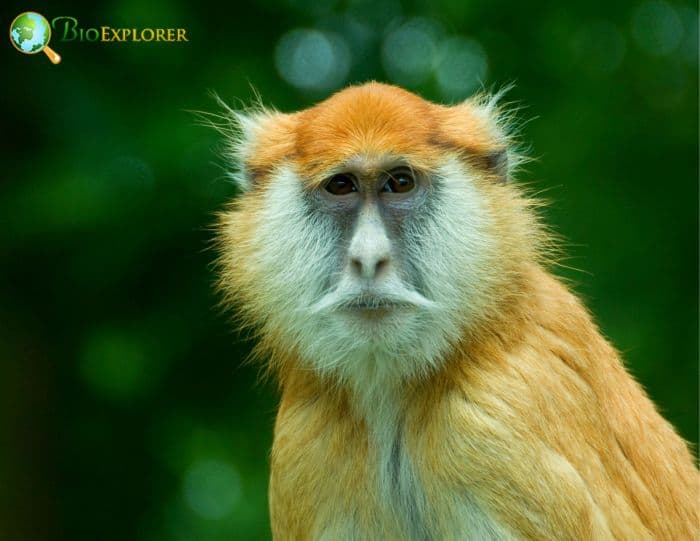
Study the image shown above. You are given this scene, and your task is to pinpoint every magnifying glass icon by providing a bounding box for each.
[9,12,61,64]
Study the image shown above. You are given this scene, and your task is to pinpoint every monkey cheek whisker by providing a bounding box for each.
[306,292,344,314]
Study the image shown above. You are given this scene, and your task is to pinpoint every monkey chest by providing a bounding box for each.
[268,411,513,541]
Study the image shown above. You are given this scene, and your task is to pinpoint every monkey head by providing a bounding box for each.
[215,82,546,387]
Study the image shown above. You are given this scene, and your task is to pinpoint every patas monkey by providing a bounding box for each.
[213,82,698,540]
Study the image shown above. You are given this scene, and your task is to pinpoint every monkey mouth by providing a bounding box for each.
[307,287,436,315]
[341,302,402,320]
[348,300,399,309]
[341,297,415,312]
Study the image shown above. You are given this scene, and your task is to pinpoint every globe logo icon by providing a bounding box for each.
[9,12,61,64]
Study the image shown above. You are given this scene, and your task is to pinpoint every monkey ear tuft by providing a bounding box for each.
[224,108,272,191]
[444,85,526,183]
[195,93,291,192]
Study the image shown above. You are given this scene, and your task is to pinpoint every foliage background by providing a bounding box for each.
[1,1,697,540]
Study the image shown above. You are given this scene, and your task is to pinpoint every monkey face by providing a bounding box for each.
[216,83,541,383]
[307,159,434,316]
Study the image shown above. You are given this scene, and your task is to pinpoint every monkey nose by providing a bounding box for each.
[347,210,392,281]
[350,254,390,280]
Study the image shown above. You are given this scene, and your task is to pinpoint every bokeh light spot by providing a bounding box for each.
[632,0,683,56]
[381,17,443,87]
[183,459,241,520]
[275,28,351,92]
[677,6,698,65]
[435,37,488,100]
[573,21,626,73]
[80,328,158,400]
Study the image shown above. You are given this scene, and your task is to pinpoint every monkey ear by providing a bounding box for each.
[440,89,520,184]
[203,96,296,192]
[227,108,297,192]
[224,109,273,191]
[482,147,510,183]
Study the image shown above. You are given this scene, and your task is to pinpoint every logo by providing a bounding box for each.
[9,12,61,64]
[9,12,189,64]
[51,17,189,43]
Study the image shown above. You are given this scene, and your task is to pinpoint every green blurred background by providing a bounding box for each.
[1,0,697,539]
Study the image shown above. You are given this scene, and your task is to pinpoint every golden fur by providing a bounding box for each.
[215,82,698,540]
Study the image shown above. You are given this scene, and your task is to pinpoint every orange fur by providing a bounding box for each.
[216,82,699,540]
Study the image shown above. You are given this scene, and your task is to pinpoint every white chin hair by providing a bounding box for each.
[292,298,455,385]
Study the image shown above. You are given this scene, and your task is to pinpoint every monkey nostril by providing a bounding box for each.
[350,257,390,279]
[351,258,363,276]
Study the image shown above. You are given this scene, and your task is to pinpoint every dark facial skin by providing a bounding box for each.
[304,155,435,304]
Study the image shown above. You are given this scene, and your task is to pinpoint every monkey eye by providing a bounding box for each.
[325,173,357,196]
[381,168,416,194]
